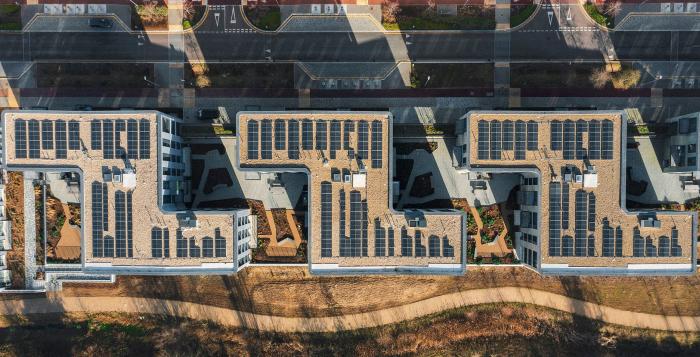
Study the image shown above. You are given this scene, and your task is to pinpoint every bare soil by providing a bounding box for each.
[0,304,698,356]
[5,172,25,289]
[59,266,700,318]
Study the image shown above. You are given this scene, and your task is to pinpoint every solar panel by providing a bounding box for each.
[587,192,596,231]
[429,235,440,257]
[587,120,600,160]
[202,237,214,257]
[163,228,169,258]
[103,235,114,257]
[549,182,561,257]
[139,119,150,159]
[414,231,426,257]
[330,121,341,159]
[563,120,575,160]
[671,228,681,256]
[357,121,369,160]
[55,120,67,159]
[102,183,108,231]
[490,121,501,160]
[127,191,133,257]
[92,182,103,257]
[562,235,573,256]
[41,120,54,150]
[601,120,613,159]
[320,182,332,257]
[115,191,127,257]
[388,227,395,256]
[362,200,368,257]
[633,228,644,257]
[339,189,346,241]
[127,119,138,159]
[602,220,614,257]
[344,120,354,150]
[615,226,623,257]
[91,121,101,150]
[151,228,163,258]
[341,190,364,257]
[247,120,258,159]
[288,119,299,159]
[315,121,327,151]
[561,183,569,229]
[575,190,587,257]
[401,227,412,256]
[14,119,27,158]
[176,230,187,257]
[302,120,313,150]
[550,121,562,151]
[645,237,656,257]
[477,121,489,160]
[576,120,587,159]
[115,120,125,155]
[587,234,595,257]
[526,121,538,151]
[502,120,513,150]
[374,219,386,257]
[442,237,454,257]
[103,120,114,159]
[658,236,670,256]
[260,119,272,159]
[68,121,80,150]
[189,238,201,257]
[215,231,226,257]
[28,120,40,158]
[515,121,526,160]
[274,120,286,150]
[371,121,383,169]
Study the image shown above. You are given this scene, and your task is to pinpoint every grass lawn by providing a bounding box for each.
[584,2,614,28]
[510,4,537,28]
[411,63,493,88]
[244,5,281,31]
[0,4,21,31]
[1,304,699,355]
[186,63,294,89]
[511,63,603,88]
[384,6,495,30]
[36,63,154,88]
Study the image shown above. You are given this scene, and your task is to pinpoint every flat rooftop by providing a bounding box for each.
[3,111,235,268]
[237,112,464,270]
[467,111,694,269]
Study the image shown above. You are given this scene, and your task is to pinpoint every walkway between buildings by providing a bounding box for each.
[2,287,700,332]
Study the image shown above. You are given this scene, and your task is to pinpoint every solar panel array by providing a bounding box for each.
[357,121,369,160]
[515,121,526,160]
[374,219,386,256]
[671,228,682,256]
[339,189,346,241]
[302,120,313,150]
[320,182,332,257]
[562,235,573,256]
[502,120,514,150]
[371,121,383,168]
[115,191,127,257]
[202,237,214,257]
[55,120,67,159]
[574,190,589,257]
[139,119,150,159]
[288,119,299,159]
[127,120,138,159]
[562,121,575,160]
[103,120,114,159]
[247,120,258,159]
[548,182,562,256]
[344,120,354,150]
[91,121,101,150]
[414,231,426,257]
[41,120,53,150]
[315,121,327,150]
[550,121,562,151]
[330,121,341,159]
[549,119,613,160]
[633,227,682,257]
[575,120,587,159]
[401,227,412,256]
[92,182,104,257]
[490,121,501,160]
[526,122,538,151]
[340,191,367,257]
[15,119,27,158]
[151,228,170,258]
[275,120,286,150]
[429,236,440,257]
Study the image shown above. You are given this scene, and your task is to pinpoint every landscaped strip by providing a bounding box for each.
[510,4,537,28]
[5,287,700,332]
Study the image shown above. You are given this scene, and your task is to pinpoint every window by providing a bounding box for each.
[678,117,697,134]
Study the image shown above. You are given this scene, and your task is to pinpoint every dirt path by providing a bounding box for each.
[3,287,700,333]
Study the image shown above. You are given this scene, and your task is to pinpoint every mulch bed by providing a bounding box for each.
[409,172,434,198]
[271,209,292,243]
[5,172,25,289]
[478,205,506,244]
[196,198,271,236]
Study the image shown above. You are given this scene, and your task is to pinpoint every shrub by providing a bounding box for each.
[590,67,611,89]
[382,0,401,23]
[611,68,641,89]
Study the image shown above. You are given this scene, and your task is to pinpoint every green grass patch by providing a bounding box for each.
[0,22,21,31]
[182,19,192,30]
[384,6,495,30]
[0,4,20,15]
[510,4,537,28]
[0,3,21,31]
[584,3,613,28]
[244,6,281,31]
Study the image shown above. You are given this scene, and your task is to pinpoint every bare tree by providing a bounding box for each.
[604,0,622,17]
[590,67,611,89]
[382,0,401,24]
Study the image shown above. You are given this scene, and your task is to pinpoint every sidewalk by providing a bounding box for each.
[3,287,700,332]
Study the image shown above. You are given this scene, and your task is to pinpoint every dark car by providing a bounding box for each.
[198,109,221,121]
[89,18,113,29]
[74,104,93,111]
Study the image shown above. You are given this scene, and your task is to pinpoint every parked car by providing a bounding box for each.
[74,104,93,111]
[198,109,220,121]
[89,18,113,29]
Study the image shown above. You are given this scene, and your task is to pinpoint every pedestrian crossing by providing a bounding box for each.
[520,26,599,33]
[197,28,254,34]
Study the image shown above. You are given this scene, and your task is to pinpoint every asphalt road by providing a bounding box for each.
[2,30,700,63]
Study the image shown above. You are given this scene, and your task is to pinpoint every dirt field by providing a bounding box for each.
[0,304,697,356]
[5,172,25,289]
[52,266,700,318]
